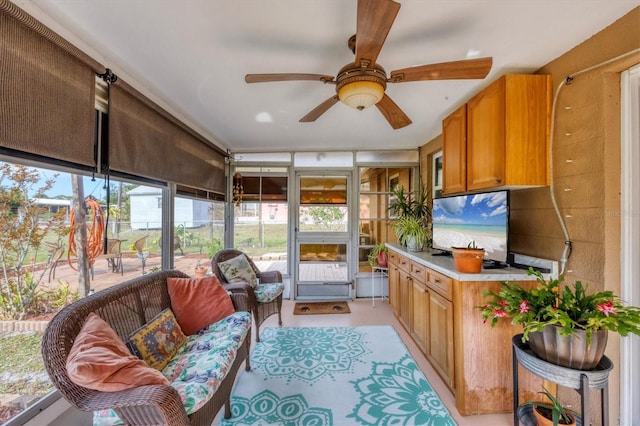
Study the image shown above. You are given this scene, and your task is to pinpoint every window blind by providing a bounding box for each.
[109,80,226,196]
[0,0,101,168]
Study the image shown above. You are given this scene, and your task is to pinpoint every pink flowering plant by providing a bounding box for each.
[479,268,640,344]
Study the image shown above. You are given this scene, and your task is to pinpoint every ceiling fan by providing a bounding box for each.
[245,0,492,130]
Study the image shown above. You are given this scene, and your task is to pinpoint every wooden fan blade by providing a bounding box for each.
[299,95,340,122]
[355,0,401,67]
[245,73,335,83]
[375,94,412,129]
[389,57,493,82]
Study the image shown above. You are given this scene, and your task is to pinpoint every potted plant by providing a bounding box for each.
[523,387,576,426]
[479,268,640,369]
[389,184,431,251]
[368,243,388,268]
[451,240,484,273]
[194,260,208,278]
[393,216,429,252]
[388,184,431,221]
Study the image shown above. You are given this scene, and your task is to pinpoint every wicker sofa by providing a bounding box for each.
[41,270,252,425]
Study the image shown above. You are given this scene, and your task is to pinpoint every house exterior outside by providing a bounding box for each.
[128,186,210,230]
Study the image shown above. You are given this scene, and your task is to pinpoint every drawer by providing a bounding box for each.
[397,255,411,272]
[410,260,427,283]
[388,250,401,265]
[427,269,452,300]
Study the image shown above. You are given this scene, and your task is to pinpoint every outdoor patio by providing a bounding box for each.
[43,252,289,294]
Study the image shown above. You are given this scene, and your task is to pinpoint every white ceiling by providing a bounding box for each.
[18,0,640,154]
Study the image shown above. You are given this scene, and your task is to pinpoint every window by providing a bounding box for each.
[358,166,415,272]
[174,196,225,263]
[433,150,443,198]
[233,170,289,275]
[299,176,348,233]
[0,160,175,423]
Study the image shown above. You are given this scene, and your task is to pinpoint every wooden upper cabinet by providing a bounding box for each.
[466,74,551,191]
[442,104,467,194]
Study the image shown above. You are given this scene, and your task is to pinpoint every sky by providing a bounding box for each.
[37,169,107,198]
[432,191,508,226]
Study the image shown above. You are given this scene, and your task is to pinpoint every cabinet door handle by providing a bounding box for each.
[495,177,502,183]
[434,279,440,284]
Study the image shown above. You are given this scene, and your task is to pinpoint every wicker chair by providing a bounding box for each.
[212,249,283,342]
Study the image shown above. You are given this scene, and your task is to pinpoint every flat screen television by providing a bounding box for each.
[432,189,510,266]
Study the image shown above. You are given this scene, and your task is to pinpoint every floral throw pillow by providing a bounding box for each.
[127,308,187,371]
[218,254,258,288]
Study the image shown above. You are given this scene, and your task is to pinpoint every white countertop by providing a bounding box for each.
[386,244,554,282]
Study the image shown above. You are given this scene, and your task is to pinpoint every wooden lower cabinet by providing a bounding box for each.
[398,269,412,332]
[411,281,429,353]
[387,248,542,416]
[388,263,400,318]
[427,290,454,390]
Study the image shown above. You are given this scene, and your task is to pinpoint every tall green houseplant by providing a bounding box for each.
[389,184,431,251]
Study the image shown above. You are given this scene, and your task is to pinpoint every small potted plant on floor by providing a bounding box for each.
[523,387,576,426]
[451,240,484,273]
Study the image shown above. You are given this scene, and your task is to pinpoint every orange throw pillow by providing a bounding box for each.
[66,313,169,391]
[167,276,235,335]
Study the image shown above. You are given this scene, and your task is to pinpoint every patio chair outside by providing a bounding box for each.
[45,243,65,282]
[91,239,124,278]
[104,239,124,274]
[173,235,184,255]
[133,235,149,274]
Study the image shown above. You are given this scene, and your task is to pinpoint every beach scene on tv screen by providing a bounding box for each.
[432,191,508,262]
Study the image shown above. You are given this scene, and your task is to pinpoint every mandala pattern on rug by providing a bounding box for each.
[348,354,457,426]
[221,389,332,425]
[253,327,370,383]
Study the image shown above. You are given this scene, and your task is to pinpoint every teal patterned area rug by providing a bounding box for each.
[220,326,457,426]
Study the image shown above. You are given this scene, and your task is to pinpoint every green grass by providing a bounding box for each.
[0,333,44,373]
[0,332,53,395]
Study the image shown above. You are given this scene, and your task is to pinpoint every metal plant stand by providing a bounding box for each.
[512,334,613,426]
[371,266,388,307]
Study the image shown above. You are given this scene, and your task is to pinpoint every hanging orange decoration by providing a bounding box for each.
[67,196,105,270]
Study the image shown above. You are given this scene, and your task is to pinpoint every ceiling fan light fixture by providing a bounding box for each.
[338,80,385,110]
